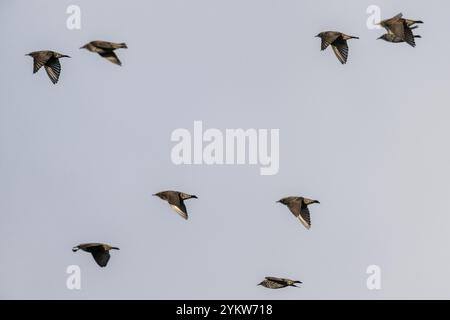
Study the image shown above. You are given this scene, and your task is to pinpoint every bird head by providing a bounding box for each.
[152,192,166,200]
[277,198,288,205]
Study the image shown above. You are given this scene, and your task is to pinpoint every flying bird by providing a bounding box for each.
[26,50,70,84]
[153,190,198,220]
[316,31,359,64]
[72,243,119,267]
[277,196,320,230]
[258,277,302,289]
[377,13,423,47]
[80,41,128,65]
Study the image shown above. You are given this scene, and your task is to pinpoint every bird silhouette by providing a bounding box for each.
[80,41,128,65]
[316,31,359,64]
[72,243,119,267]
[153,191,198,220]
[277,196,320,229]
[258,277,302,289]
[26,50,70,84]
[377,13,423,47]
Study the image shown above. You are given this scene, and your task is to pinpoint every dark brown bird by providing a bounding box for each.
[26,50,70,84]
[72,243,119,267]
[153,191,198,220]
[80,41,128,65]
[277,196,320,230]
[378,13,423,47]
[316,31,359,64]
[258,277,302,289]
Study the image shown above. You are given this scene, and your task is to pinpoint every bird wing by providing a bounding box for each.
[44,57,61,84]
[170,203,188,220]
[91,250,110,267]
[32,52,52,73]
[77,243,101,250]
[298,204,312,230]
[265,277,285,283]
[286,198,302,218]
[286,198,311,229]
[92,41,126,50]
[321,33,340,51]
[99,51,122,66]
[380,13,403,27]
[401,23,416,47]
[91,41,117,49]
[331,38,349,64]
[168,193,189,219]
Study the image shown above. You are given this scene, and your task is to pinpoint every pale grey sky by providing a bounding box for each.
[1,0,449,299]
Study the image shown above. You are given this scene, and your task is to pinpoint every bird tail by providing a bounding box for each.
[119,43,128,49]
[72,246,80,252]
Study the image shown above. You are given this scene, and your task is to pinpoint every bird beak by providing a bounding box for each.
[152,194,157,196]
[192,195,198,199]
[276,200,281,203]
[376,36,382,40]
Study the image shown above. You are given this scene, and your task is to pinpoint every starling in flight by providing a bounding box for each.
[80,41,128,66]
[377,13,423,47]
[26,50,70,84]
[258,277,302,289]
[72,243,119,267]
[277,196,320,230]
[153,191,198,220]
[316,31,359,64]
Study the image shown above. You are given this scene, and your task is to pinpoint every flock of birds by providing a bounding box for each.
[26,13,424,86]
[317,13,423,64]
[71,191,319,290]
[26,11,423,290]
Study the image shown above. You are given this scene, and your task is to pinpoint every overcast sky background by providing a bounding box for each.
[1,0,450,299]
